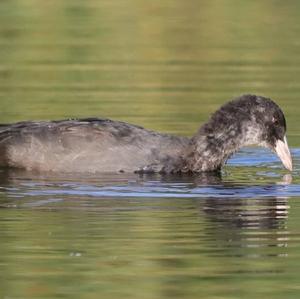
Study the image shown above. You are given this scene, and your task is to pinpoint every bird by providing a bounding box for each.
[0,94,292,174]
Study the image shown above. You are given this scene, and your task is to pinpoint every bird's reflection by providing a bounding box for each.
[156,171,290,254]
[0,167,291,255]
[202,197,288,230]
[199,196,289,258]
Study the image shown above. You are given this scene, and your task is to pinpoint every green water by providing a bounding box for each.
[1,1,300,298]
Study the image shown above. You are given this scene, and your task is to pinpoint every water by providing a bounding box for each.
[1,1,300,298]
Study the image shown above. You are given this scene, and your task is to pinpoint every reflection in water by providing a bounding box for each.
[201,197,289,256]
[278,173,293,185]
[203,197,288,230]
[0,163,291,257]
[0,162,296,299]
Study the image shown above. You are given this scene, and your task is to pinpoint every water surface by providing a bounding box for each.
[1,1,300,299]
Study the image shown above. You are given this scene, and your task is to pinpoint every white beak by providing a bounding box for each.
[275,136,293,171]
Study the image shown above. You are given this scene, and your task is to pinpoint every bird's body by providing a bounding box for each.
[0,94,293,173]
[0,118,189,173]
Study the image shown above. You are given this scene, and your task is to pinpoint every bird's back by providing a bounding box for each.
[0,118,189,173]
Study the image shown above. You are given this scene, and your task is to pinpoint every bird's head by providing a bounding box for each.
[230,94,293,171]
[186,94,292,173]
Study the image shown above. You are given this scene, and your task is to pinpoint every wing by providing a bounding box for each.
[0,118,188,172]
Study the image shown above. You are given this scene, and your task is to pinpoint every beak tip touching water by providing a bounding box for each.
[275,136,293,171]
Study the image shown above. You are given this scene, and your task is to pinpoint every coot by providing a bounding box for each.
[0,94,292,173]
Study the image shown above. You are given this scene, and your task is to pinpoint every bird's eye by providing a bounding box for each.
[272,117,279,125]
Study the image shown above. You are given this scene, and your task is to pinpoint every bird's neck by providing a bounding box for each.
[181,120,261,172]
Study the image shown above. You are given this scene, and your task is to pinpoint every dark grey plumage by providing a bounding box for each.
[181,94,290,172]
[0,94,292,173]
